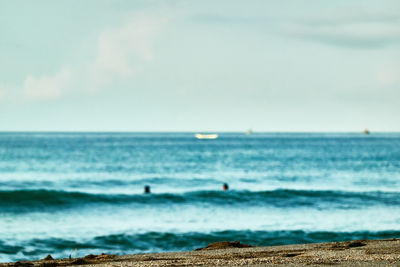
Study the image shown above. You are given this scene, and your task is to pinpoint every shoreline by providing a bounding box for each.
[2,238,400,266]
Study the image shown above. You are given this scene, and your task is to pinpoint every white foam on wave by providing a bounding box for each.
[1,204,400,245]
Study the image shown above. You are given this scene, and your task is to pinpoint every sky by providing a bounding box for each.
[0,0,399,132]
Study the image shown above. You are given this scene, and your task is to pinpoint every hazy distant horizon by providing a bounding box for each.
[0,130,398,133]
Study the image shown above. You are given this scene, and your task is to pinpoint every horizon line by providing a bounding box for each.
[0,130,399,134]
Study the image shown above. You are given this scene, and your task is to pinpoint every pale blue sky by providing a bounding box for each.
[1,0,399,132]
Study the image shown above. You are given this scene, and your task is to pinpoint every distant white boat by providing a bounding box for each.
[246,129,253,135]
[195,133,219,139]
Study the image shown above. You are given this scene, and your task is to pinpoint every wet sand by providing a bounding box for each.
[3,239,400,266]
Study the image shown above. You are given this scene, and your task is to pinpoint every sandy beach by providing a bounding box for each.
[3,238,400,266]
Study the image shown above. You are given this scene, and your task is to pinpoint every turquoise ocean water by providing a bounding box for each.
[0,132,399,262]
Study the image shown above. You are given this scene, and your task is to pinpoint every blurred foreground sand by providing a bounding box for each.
[2,239,400,266]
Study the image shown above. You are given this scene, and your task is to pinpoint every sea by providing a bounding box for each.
[0,132,400,262]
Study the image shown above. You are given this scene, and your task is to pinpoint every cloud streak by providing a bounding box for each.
[285,21,400,48]
[284,9,400,48]
[190,8,400,49]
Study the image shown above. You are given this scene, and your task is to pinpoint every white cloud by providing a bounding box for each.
[0,86,5,100]
[88,16,166,89]
[23,68,71,101]
[375,64,399,86]
[0,14,167,103]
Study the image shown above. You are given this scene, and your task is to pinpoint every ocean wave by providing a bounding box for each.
[1,189,399,213]
[2,230,400,262]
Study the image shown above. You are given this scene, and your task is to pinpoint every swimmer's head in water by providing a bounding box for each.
[144,185,151,194]
[223,183,229,191]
